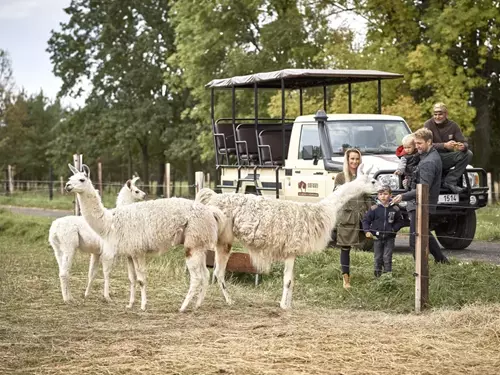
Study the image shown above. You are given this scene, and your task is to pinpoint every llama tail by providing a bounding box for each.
[195,187,216,205]
[207,206,232,244]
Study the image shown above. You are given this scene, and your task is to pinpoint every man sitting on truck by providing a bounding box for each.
[424,102,473,194]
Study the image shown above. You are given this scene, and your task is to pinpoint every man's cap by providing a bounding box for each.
[433,102,448,113]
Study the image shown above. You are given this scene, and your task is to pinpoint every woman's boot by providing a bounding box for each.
[342,273,351,289]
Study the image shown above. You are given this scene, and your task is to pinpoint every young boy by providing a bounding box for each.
[362,185,404,277]
[395,134,420,191]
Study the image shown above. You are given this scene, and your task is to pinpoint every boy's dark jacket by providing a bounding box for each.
[362,201,405,239]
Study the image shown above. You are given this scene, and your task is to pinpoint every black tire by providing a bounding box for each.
[435,211,476,250]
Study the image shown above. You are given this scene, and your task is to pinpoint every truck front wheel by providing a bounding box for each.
[435,211,476,250]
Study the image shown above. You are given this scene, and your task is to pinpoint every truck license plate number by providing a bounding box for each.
[438,194,459,203]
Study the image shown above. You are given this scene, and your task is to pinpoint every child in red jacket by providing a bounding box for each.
[395,134,420,191]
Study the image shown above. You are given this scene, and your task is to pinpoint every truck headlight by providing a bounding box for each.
[377,174,399,190]
[464,172,479,188]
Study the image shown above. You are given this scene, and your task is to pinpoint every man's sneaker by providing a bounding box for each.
[436,257,451,265]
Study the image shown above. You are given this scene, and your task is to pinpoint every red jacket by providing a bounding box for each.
[396,145,407,158]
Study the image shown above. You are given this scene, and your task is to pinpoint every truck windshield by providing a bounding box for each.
[327,120,411,154]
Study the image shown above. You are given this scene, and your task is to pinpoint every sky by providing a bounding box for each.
[0,0,84,107]
[0,0,366,109]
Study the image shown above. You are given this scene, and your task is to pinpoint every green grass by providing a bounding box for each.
[475,205,500,241]
[2,209,500,315]
[0,181,198,210]
[2,192,499,243]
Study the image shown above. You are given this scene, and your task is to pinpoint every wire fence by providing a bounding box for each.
[0,178,210,201]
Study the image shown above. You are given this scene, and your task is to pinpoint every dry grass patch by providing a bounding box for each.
[1,211,500,374]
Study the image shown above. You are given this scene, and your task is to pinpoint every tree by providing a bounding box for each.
[0,49,15,122]
[169,0,358,160]
[47,0,188,187]
[354,0,500,167]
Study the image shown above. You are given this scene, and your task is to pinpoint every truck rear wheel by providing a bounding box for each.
[435,211,476,250]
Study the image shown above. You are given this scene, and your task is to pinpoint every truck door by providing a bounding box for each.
[284,123,331,202]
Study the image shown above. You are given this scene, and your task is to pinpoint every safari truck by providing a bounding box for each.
[206,69,489,250]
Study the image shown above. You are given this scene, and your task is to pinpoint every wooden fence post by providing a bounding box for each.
[415,183,429,313]
[494,173,499,203]
[195,171,204,193]
[8,164,14,194]
[49,166,53,200]
[487,172,493,205]
[165,163,171,198]
[5,168,9,195]
[60,176,64,195]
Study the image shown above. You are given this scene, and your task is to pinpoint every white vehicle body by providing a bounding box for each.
[220,114,409,201]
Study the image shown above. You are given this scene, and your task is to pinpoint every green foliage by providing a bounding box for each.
[358,0,500,166]
[47,0,199,183]
[0,92,64,180]
[3,0,500,180]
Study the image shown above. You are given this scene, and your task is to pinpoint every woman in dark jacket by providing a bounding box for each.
[333,148,372,289]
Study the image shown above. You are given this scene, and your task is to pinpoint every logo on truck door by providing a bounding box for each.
[298,181,319,197]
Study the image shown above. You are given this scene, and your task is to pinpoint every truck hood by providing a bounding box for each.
[332,154,399,174]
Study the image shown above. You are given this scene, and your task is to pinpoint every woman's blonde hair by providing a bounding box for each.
[343,148,362,182]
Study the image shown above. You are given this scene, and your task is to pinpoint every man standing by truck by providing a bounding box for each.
[392,128,450,264]
[424,102,473,194]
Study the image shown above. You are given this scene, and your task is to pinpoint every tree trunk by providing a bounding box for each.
[471,87,491,167]
[127,147,133,179]
[156,157,165,197]
[139,140,150,193]
[171,168,176,196]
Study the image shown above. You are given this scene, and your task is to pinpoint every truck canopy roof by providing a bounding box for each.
[294,114,406,122]
[205,69,403,89]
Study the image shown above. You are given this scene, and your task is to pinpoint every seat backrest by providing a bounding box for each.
[259,129,292,164]
[214,122,236,150]
[236,124,259,155]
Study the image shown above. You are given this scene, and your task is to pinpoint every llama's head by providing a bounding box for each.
[65,164,93,194]
[124,176,147,201]
[352,163,381,194]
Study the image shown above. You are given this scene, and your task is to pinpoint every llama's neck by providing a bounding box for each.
[322,179,368,215]
[77,188,112,237]
[116,187,134,207]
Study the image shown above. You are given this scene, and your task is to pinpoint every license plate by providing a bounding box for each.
[438,194,459,203]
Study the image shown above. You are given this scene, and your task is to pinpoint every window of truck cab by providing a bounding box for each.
[326,120,410,154]
[298,124,323,160]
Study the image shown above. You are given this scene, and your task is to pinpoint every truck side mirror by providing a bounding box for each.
[302,145,314,160]
[312,148,319,165]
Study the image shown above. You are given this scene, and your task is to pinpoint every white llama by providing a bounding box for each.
[65,164,229,312]
[49,177,146,303]
[195,164,378,309]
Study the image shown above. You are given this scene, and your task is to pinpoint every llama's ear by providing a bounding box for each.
[131,176,140,186]
[357,163,365,176]
[126,180,132,189]
[81,164,90,178]
[365,165,373,175]
[68,164,79,175]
